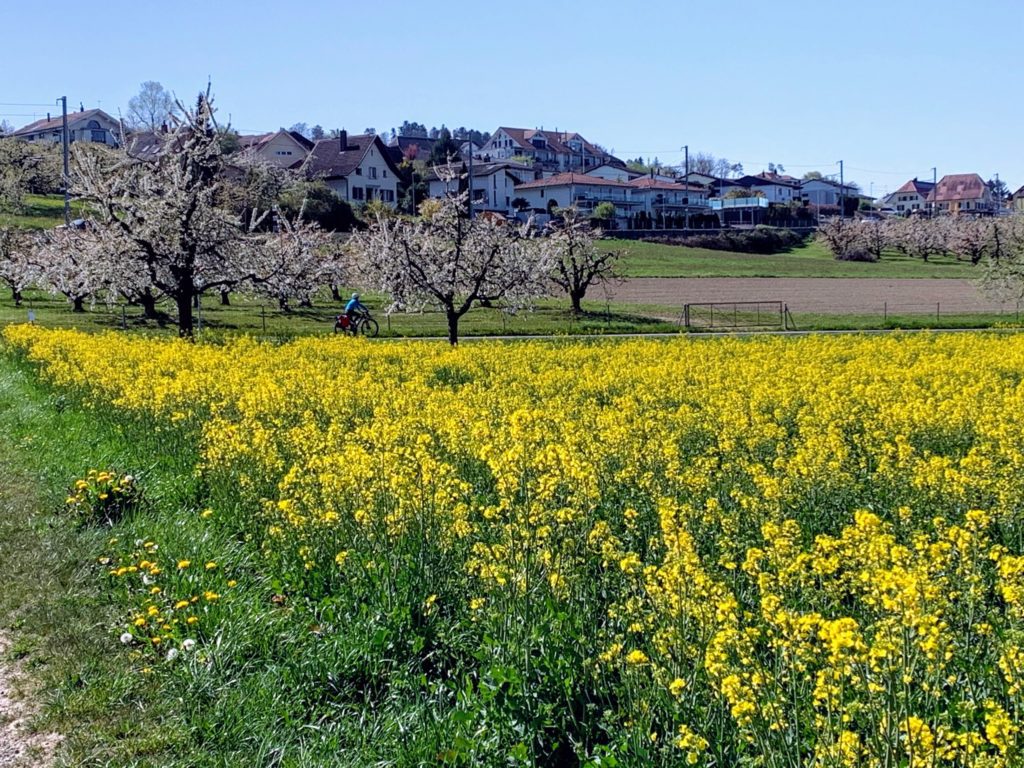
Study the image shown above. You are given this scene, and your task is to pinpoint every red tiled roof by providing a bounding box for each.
[927,173,988,203]
[515,172,631,190]
[893,178,935,196]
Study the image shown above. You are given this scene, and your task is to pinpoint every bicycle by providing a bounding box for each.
[334,310,379,337]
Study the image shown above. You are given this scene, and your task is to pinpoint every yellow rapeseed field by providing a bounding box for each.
[6,324,1024,766]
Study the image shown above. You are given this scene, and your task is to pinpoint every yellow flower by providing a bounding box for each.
[177,560,191,570]
[625,649,649,666]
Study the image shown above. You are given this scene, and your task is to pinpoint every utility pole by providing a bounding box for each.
[681,145,689,230]
[931,167,937,216]
[837,160,845,220]
[58,96,69,226]
[467,135,474,220]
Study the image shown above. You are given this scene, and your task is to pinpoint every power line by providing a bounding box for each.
[0,101,55,107]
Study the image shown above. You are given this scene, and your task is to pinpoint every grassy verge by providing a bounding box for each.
[0,354,188,765]
[611,238,977,279]
[0,290,683,339]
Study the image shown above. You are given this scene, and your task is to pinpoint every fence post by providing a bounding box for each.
[884,301,887,322]
[261,305,266,333]
[936,302,940,322]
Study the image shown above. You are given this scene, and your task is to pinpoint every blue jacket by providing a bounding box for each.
[345,298,366,314]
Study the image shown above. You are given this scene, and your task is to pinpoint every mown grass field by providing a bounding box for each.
[0,193,87,229]
[6,327,1024,766]
[609,238,977,279]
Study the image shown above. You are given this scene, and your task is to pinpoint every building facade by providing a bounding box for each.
[12,108,120,147]
[302,132,402,205]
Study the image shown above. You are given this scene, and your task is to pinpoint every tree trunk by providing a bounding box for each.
[11,288,21,307]
[570,290,584,315]
[193,293,200,309]
[139,288,159,320]
[220,290,231,306]
[278,297,291,312]
[299,297,312,308]
[446,309,460,346]
[331,285,342,302]
[72,296,85,313]
[176,292,194,338]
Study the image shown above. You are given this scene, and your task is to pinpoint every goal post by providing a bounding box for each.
[681,301,786,331]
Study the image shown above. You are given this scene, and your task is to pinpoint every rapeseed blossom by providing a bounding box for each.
[9,325,1024,765]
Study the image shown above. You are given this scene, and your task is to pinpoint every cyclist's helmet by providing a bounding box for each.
[351,293,360,300]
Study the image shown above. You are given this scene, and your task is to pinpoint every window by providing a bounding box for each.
[383,170,387,178]
[91,130,106,142]
[275,150,293,156]
[369,167,377,179]
[382,190,394,202]
[356,168,362,175]
[352,186,364,200]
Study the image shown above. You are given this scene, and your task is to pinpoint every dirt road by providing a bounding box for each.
[609,277,1013,315]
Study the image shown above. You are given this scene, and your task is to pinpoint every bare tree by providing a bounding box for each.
[126,81,178,132]
[546,207,621,314]
[351,176,551,345]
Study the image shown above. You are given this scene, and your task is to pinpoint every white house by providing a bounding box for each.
[238,130,314,168]
[880,179,935,214]
[12,108,120,147]
[513,173,708,227]
[585,163,643,182]
[514,173,638,219]
[478,127,614,173]
[302,131,402,205]
[426,161,534,214]
[628,178,709,218]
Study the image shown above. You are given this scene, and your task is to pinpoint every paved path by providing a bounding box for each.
[608,277,1013,315]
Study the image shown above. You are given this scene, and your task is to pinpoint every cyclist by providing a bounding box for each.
[344,293,368,327]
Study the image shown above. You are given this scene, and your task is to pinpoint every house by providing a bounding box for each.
[513,173,708,228]
[927,173,995,215]
[681,171,720,187]
[628,178,709,222]
[301,131,403,206]
[387,134,438,166]
[514,173,638,221]
[800,177,860,207]
[237,130,313,168]
[1013,186,1024,213]
[426,161,534,214]
[11,107,120,147]
[478,127,615,173]
[585,163,644,182]
[740,172,802,203]
[880,178,935,215]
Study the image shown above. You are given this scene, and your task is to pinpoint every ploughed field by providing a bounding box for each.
[5,325,1024,766]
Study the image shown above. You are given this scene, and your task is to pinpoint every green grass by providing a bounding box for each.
[0,355,186,764]
[0,194,87,230]
[612,238,977,279]
[0,289,684,339]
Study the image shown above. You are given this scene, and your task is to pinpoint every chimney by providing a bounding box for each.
[339,130,348,151]
[47,112,51,121]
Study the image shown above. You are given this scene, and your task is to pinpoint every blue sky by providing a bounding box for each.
[2,0,1021,196]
